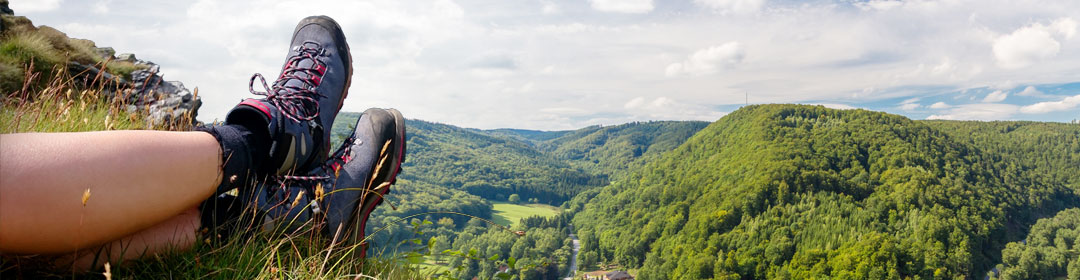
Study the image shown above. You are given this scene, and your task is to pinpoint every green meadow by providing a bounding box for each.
[490,202,561,228]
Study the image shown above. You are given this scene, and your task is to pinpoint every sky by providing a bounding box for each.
[13,0,1080,130]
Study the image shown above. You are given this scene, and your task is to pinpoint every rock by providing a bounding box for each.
[1,0,13,16]
[117,53,137,62]
[127,62,200,126]
[95,47,115,60]
[70,59,200,127]
[68,61,127,89]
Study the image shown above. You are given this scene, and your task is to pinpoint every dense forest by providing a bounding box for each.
[537,121,710,178]
[445,213,576,279]
[336,106,1078,279]
[992,208,1080,279]
[332,112,707,279]
[397,118,606,204]
[570,104,1080,279]
[925,120,1080,194]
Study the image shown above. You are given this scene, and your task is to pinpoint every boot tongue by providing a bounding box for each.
[276,45,325,90]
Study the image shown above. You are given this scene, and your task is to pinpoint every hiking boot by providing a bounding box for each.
[249,108,406,255]
[225,15,353,175]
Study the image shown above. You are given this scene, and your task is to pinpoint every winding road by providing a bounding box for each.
[565,225,580,280]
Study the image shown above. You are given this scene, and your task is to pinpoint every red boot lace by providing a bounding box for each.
[248,41,329,123]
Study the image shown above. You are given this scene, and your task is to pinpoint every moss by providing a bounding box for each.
[104,60,147,79]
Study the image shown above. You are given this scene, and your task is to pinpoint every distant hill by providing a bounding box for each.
[332,112,707,205]
[570,104,1080,279]
[333,113,598,204]
[539,121,710,178]
[485,128,572,144]
[399,118,605,204]
[923,120,1080,193]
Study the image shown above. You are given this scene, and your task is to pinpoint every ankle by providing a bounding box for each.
[198,124,269,194]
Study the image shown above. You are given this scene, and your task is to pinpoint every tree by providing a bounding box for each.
[582,251,598,270]
[509,194,521,204]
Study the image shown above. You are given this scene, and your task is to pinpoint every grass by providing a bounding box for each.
[490,202,561,228]
[0,67,175,133]
[0,63,431,279]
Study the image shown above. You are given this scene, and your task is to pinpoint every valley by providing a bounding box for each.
[335,104,1080,279]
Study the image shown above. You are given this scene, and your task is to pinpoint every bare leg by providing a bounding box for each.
[0,131,221,254]
[57,207,201,272]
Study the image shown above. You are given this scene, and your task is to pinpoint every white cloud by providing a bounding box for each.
[11,0,64,12]
[927,103,1019,121]
[588,0,653,14]
[993,27,1060,69]
[856,0,903,11]
[898,97,920,111]
[666,42,744,77]
[18,0,1080,129]
[624,97,726,121]
[624,96,647,109]
[983,90,1007,102]
[930,58,956,77]
[694,0,765,15]
[929,102,952,109]
[93,0,112,14]
[993,18,1077,69]
[540,0,560,15]
[1017,86,1042,96]
[811,103,857,110]
[1019,94,1080,114]
[1051,18,1079,39]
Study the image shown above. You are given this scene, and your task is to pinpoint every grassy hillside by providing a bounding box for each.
[571,104,1080,279]
[0,15,144,96]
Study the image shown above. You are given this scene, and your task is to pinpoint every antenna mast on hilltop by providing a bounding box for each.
[745,91,748,106]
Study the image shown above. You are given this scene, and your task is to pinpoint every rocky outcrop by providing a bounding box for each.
[67,51,202,127]
[1,0,13,16]
[126,61,201,125]
[2,10,200,127]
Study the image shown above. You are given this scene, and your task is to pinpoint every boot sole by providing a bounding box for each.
[348,109,406,254]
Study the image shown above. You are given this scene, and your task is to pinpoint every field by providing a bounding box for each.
[490,202,561,228]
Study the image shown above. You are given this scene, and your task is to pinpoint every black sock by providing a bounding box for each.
[198,124,270,194]
[199,194,242,242]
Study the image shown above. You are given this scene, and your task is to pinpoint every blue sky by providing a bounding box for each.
[14,0,1080,130]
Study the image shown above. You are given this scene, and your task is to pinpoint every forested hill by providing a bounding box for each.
[923,120,1080,194]
[569,104,1080,279]
[538,121,710,178]
[331,113,707,205]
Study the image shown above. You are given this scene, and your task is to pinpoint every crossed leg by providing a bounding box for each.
[0,131,220,257]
